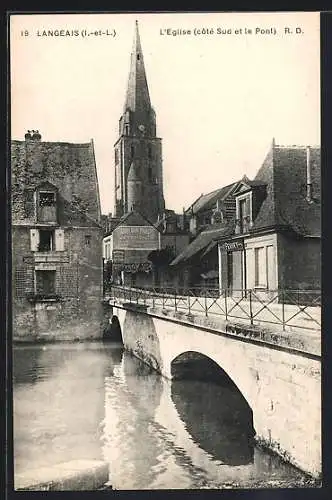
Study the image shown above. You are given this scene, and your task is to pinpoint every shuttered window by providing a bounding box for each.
[30,229,39,252]
[255,247,267,287]
[55,229,64,251]
[30,228,64,251]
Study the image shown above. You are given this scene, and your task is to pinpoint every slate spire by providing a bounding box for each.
[124,20,151,115]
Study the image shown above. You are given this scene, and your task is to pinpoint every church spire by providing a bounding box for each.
[124,20,151,115]
[114,21,164,220]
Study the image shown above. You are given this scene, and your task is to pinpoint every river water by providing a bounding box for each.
[13,341,310,489]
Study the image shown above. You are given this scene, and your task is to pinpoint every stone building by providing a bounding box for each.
[217,140,321,296]
[170,140,321,296]
[170,182,241,288]
[102,21,190,288]
[12,130,103,341]
[113,21,165,221]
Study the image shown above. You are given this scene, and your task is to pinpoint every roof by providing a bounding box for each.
[11,139,101,224]
[124,21,151,113]
[252,144,321,236]
[127,161,141,182]
[186,181,239,215]
[170,223,233,266]
[106,210,162,235]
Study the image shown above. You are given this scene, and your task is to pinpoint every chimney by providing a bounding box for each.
[24,130,42,141]
[306,145,313,203]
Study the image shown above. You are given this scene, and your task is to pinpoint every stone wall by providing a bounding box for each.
[277,234,321,290]
[12,226,103,341]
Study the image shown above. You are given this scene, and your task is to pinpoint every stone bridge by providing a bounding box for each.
[109,299,321,479]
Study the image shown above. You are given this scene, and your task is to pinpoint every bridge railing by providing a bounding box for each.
[105,285,321,332]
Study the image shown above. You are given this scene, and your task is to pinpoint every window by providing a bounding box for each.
[37,191,57,223]
[125,125,129,135]
[266,245,276,290]
[38,230,55,252]
[115,149,119,164]
[255,247,267,287]
[239,197,250,232]
[35,270,56,295]
[39,192,55,207]
[235,192,252,234]
[148,146,152,159]
[85,235,91,246]
[131,145,134,158]
[148,166,152,182]
[30,228,64,252]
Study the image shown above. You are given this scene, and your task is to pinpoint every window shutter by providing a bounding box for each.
[55,229,64,251]
[30,229,39,251]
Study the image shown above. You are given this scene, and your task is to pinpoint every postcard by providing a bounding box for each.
[9,11,321,491]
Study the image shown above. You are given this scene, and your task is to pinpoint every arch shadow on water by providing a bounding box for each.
[103,314,124,344]
[171,351,256,467]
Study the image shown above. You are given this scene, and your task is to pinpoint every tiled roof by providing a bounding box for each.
[252,145,321,236]
[108,210,161,233]
[186,182,239,215]
[170,223,233,266]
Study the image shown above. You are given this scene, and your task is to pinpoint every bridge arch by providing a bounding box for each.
[103,314,124,343]
[170,351,256,465]
[170,350,255,429]
[161,340,258,419]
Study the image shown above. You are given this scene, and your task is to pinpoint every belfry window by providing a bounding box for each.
[131,145,134,158]
[148,166,152,182]
[137,53,140,60]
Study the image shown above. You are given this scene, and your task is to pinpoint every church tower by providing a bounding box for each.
[114,21,165,221]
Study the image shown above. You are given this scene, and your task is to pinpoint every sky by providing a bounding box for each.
[10,12,320,215]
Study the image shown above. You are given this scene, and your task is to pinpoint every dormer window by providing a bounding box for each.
[236,192,252,234]
[37,188,57,223]
[39,192,55,207]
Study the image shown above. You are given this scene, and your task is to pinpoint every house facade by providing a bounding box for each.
[169,182,240,288]
[12,131,103,341]
[103,211,159,288]
[103,210,190,289]
[217,141,321,297]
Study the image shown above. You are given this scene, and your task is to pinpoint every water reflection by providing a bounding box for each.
[171,380,254,466]
[13,343,122,476]
[14,342,306,490]
[170,352,255,466]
